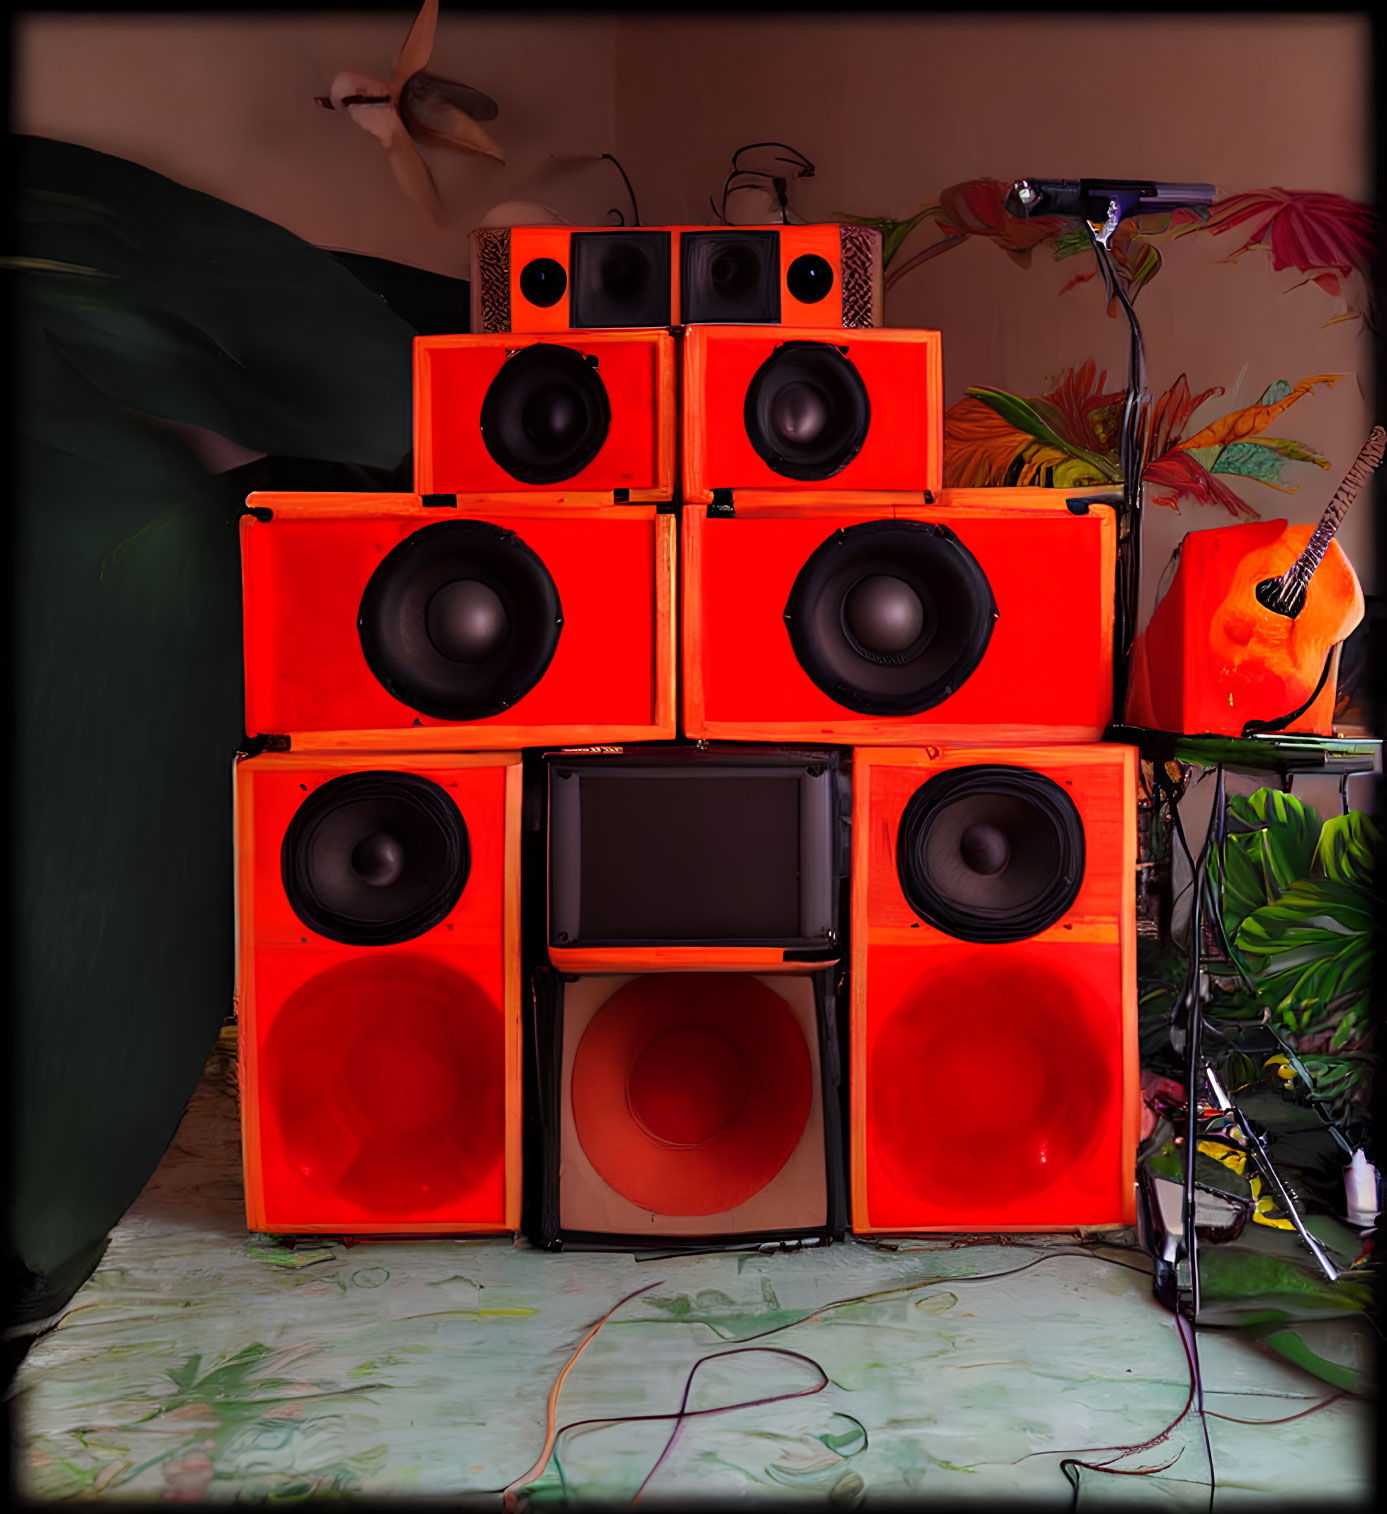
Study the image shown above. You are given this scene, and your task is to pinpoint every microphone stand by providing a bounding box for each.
[1080,189,1149,720]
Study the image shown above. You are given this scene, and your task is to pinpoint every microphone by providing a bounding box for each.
[1006,178,1216,220]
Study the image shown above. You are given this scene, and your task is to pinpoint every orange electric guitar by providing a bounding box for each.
[1126,427,1382,738]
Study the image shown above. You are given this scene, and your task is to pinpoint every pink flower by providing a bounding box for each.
[1197,189,1374,275]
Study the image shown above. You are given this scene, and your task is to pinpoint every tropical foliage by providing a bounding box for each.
[942,358,1339,513]
[842,178,1376,324]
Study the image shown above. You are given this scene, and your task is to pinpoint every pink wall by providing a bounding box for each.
[15,9,1375,615]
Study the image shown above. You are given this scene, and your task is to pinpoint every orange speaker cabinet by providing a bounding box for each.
[545,745,847,974]
[1125,520,1360,737]
[682,326,943,503]
[414,330,675,501]
[530,967,846,1249]
[850,743,1139,1235]
[683,489,1117,743]
[469,223,883,333]
[236,749,522,1235]
[241,493,676,751]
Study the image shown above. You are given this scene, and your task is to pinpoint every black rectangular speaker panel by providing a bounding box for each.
[546,747,844,952]
[570,230,672,328]
[680,229,782,324]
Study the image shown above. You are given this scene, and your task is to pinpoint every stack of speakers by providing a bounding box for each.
[235,221,1138,1249]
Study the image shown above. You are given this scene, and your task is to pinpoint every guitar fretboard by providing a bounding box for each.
[1266,426,1385,614]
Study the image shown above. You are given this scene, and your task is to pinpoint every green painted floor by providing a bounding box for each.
[8,1037,1374,1506]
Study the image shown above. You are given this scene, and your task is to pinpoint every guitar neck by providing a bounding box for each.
[1271,426,1385,610]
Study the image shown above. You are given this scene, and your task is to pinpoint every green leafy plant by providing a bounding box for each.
[1208,791,1379,1136]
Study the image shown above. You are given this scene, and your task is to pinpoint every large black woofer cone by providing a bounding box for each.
[896,766,1085,943]
[479,344,611,484]
[744,342,871,481]
[784,521,997,715]
[358,519,562,721]
[282,772,470,946]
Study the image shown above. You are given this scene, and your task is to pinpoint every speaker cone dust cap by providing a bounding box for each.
[282,771,471,946]
[744,341,870,480]
[358,518,562,722]
[571,975,813,1216]
[480,343,612,484]
[896,765,1085,942]
[784,520,997,716]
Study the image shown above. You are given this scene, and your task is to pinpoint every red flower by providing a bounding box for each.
[1196,189,1373,275]
[935,179,1066,267]
[1142,450,1259,519]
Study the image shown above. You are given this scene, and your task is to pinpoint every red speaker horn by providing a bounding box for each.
[850,744,1139,1234]
[532,969,846,1249]
[237,750,522,1235]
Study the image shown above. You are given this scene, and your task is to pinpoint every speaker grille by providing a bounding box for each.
[681,230,781,324]
[570,230,671,328]
[838,224,881,328]
[473,227,511,333]
[896,766,1085,942]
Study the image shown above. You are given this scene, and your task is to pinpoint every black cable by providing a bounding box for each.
[600,153,639,227]
[1082,221,1148,717]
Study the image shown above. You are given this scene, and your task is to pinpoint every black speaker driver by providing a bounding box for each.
[570,230,672,328]
[783,521,997,715]
[282,772,471,946]
[358,519,562,722]
[896,766,1085,943]
[479,344,611,485]
[743,341,871,481]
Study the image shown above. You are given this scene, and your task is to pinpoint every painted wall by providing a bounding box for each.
[16,11,1373,620]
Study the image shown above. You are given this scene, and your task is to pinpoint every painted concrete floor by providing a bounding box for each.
[8,1035,1375,1507]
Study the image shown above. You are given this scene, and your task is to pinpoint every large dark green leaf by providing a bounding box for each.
[1313,810,1380,886]
[1234,878,1376,1026]
[14,135,415,467]
[1210,788,1322,940]
[13,433,243,1280]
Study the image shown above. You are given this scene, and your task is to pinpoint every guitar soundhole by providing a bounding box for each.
[1254,577,1306,619]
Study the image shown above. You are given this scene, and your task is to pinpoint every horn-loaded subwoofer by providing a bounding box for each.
[241,494,675,750]
[414,330,675,500]
[531,970,845,1248]
[850,744,1139,1233]
[468,223,883,333]
[681,490,1118,743]
[237,750,522,1234]
[682,326,942,502]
